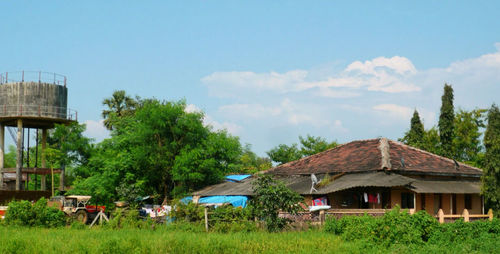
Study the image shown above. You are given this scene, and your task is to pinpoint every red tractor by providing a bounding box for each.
[49,195,105,224]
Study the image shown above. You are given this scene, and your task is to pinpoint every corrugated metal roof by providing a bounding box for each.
[409,180,481,194]
[313,172,413,194]
[193,172,415,196]
[193,178,255,196]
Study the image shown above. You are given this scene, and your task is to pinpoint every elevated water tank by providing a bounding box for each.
[0,71,76,128]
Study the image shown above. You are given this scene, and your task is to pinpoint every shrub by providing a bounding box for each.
[324,207,439,246]
[338,214,378,242]
[4,198,65,227]
[170,200,204,222]
[252,175,303,232]
[107,208,153,229]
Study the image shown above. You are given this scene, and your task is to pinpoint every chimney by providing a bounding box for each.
[378,138,392,170]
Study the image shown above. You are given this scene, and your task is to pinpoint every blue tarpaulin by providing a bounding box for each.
[180,196,193,204]
[198,195,248,208]
[225,175,251,182]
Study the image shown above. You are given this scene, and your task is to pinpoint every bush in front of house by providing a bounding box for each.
[170,200,205,222]
[428,217,500,245]
[325,207,500,249]
[3,198,65,227]
[324,206,439,246]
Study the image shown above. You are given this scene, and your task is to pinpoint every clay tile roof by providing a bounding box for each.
[266,138,482,176]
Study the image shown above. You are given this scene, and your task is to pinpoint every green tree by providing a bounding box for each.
[299,135,338,156]
[252,174,303,232]
[420,127,441,155]
[482,104,500,213]
[70,98,244,203]
[400,110,425,148]
[453,109,486,166]
[47,122,93,190]
[267,135,338,164]
[266,144,302,165]
[438,84,455,158]
[237,144,272,173]
[102,90,138,130]
[4,145,17,168]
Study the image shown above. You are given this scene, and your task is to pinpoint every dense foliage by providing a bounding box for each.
[252,175,303,232]
[400,110,425,149]
[267,135,337,164]
[325,208,500,251]
[102,90,139,130]
[2,198,65,227]
[69,99,243,203]
[438,84,455,158]
[482,104,500,213]
[400,84,487,167]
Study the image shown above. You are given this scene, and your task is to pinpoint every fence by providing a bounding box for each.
[279,208,494,225]
[436,208,494,223]
[0,105,77,121]
[0,190,51,205]
[0,71,67,86]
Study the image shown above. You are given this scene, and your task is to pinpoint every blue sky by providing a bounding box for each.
[1,1,499,155]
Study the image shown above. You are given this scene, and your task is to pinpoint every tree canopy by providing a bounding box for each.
[267,135,338,165]
[69,99,247,204]
[482,104,500,213]
[400,110,425,149]
[102,90,138,130]
[438,84,455,158]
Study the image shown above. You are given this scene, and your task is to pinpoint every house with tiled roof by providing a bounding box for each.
[194,138,485,216]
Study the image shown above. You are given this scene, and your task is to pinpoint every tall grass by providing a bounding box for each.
[0,227,369,254]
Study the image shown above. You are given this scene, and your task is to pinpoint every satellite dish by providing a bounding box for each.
[454,159,460,170]
[310,174,318,194]
[311,174,318,184]
[400,156,405,168]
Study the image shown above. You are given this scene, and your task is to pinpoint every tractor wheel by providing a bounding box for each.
[75,210,88,224]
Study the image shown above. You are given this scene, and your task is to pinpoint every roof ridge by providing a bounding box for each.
[388,140,483,172]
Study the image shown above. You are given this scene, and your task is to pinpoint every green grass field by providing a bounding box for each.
[0,226,498,254]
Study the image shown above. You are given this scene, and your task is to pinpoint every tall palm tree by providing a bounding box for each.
[102,90,137,130]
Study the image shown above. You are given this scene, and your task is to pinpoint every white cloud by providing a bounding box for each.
[202,56,421,98]
[218,104,282,119]
[372,104,413,118]
[184,104,201,113]
[203,115,243,135]
[346,56,417,75]
[372,104,436,126]
[202,70,307,97]
[332,120,349,133]
[83,120,109,142]
[185,104,243,135]
[198,43,500,154]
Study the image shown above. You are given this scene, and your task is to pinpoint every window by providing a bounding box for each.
[401,193,414,209]
[465,194,472,210]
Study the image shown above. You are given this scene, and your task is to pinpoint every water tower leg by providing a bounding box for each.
[0,124,4,190]
[16,119,23,191]
[59,163,65,191]
[41,129,47,191]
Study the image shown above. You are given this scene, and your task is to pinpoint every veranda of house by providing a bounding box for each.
[304,188,483,215]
